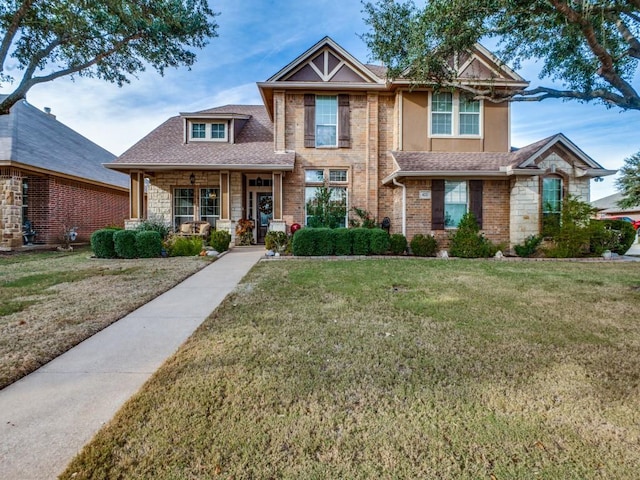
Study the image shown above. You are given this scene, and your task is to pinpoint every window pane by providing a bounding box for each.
[432,92,453,112]
[174,188,194,229]
[305,169,324,183]
[459,113,479,135]
[459,94,480,113]
[315,95,337,147]
[444,181,467,228]
[432,113,452,135]
[199,188,220,227]
[211,123,225,139]
[329,170,347,182]
[305,186,347,228]
[542,177,562,213]
[191,123,206,139]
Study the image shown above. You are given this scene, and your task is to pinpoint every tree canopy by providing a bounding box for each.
[361,0,640,110]
[0,0,218,114]
[616,152,640,207]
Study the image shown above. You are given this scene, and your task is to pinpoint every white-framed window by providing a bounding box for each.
[444,181,468,228]
[191,123,206,139]
[315,95,338,147]
[329,169,348,183]
[189,122,227,142]
[304,168,348,228]
[199,188,220,227]
[305,169,325,183]
[210,123,227,141]
[430,92,481,137]
[542,176,563,235]
[174,188,195,229]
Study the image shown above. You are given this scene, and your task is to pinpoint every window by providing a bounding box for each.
[199,188,220,227]
[431,92,481,136]
[444,181,467,228]
[542,176,563,235]
[210,123,226,140]
[304,168,348,228]
[174,188,194,229]
[315,95,337,147]
[191,123,206,139]
[21,179,28,222]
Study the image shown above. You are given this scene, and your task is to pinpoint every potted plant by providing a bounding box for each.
[235,219,254,246]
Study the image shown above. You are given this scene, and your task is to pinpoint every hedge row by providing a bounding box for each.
[292,227,392,256]
[91,229,162,259]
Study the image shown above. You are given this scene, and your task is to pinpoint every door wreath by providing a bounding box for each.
[259,196,272,215]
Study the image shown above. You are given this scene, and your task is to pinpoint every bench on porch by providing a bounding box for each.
[177,221,211,239]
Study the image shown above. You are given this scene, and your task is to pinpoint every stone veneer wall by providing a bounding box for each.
[509,176,540,246]
[0,169,23,249]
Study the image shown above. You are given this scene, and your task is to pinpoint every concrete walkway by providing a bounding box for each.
[0,246,265,480]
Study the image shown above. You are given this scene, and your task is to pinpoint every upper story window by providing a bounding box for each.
[430,92,481,137]
[315,95,337,147]
[189,121,228,142]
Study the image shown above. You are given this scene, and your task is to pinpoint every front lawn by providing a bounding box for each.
[62,259,640,479]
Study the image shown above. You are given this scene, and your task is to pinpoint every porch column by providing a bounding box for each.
[0,169,23,249]
[129,172,145,220]
[220,171,230,220]
[272,172,283,221]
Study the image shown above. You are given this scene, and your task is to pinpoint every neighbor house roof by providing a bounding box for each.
[591,191,640,214]
[383,133,616,183]
[106,105,295,172]
[0,96,127,189]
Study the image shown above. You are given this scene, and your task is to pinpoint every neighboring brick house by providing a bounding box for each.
[107,37,615,248]
[0,97,129,250]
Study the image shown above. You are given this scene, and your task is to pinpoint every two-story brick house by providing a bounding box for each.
[107,37,615,248]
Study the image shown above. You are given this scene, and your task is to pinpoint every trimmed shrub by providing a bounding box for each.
[590,219,637,255]
[113,230,138,259]
[545,196,596,258]
[351,228,371,255]
[333,228,352,256]
[91,229,117,258]
[514,235,542,257]
[389,233,407,255]
[169,236,203,257]
[449,213,495,258]
[135,231,162,258]
[292,228,315,256]
[314,228,334,256]
[135,219,170,240]
[210,230,232,252]
[265,231,288,253]
[369,228,390,255]
[410,234,438,257]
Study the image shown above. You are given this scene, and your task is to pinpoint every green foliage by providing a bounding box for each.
[351,228,371,255]
[169,236,203,257]
[113,230,138,259]
[264,231,288,253]
[135,231,162,258]
[306,186,347,229]
[235,219,254,246]
[590,220,637,255]
[90,229,117,259]
[449,213,495,258]
[616,151,640,209]
[0,1,218,114]
[210,230,232,253]
[369,228,390,255]
[544,195,596,258]
[135,219,171,240]
[389,233,408,255]
[349,207,377,228]
[333,228,352,256]
[292,228,315,256]
[314,228,334,256]
[514,235,542,258]
[410,234,438,257]
[361,0,640,110]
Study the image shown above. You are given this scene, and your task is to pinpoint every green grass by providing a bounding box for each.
[61,259,640,479]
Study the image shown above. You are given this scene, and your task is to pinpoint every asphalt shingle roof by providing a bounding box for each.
[0,96,126,188]
[112,105,294,169]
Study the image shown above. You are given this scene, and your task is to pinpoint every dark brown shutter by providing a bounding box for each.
[338,94,350,148]
[469,180,483,229]
[431,179,445,230]
[304,94,315,148]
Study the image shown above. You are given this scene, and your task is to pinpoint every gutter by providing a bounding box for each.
[392,178,407,237]
[103,163,296,173]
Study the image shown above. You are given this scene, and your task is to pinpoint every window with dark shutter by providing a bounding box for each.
[469,180,483,229]
[304,94,315,148]
[431,179,445,230]
[338,94,350,148]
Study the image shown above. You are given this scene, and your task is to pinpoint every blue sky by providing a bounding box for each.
[21,0,640,201]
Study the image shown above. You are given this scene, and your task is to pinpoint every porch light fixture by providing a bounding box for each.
[209,191,217,199]
[256,176,263,186]
[190,173,195,185]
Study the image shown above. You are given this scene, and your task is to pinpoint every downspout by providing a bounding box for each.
[392,177,406,237]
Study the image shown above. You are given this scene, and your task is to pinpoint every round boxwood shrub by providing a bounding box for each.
[90,228,117,258]
[210,230,232,252]
[351,228,371,255]
[389,233,407,255]
[369,228,390,255]
[135,230,162,258]
[333,228,352,256]
[113,229,138,259]
[410,234,438,257]
[292,228,315,256]
[449,213,495,258]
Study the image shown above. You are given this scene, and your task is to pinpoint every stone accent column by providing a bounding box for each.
[366,93,379,218]
[510,176,540,246]
[274,91,286,152]
[1,171,23,250]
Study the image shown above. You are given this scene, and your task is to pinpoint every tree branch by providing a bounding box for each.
[616,17,640,59]
[0,0,35,72]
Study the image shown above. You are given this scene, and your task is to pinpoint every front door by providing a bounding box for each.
[257,192,273,243]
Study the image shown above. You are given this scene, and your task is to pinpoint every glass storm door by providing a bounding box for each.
[257,192,273,243]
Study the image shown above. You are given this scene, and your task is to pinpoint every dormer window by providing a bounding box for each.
[188,121,228,142]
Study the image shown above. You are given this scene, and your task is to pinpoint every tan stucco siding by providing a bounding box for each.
[401,91,429,151]
[483,102,509,152]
